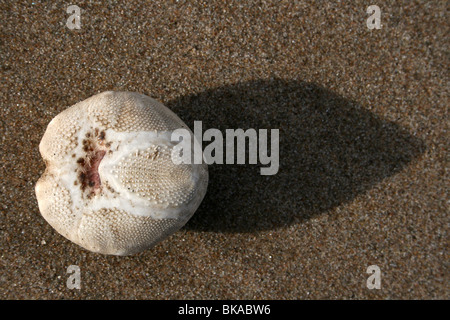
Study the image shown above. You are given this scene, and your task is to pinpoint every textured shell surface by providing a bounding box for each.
[35,91,208,255]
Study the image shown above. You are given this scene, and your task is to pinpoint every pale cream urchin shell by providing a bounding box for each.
[35,91,208,255]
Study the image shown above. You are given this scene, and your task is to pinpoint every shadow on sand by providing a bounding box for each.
[166,79,425,233]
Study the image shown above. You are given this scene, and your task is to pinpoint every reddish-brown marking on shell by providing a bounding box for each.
[77,129,108,195]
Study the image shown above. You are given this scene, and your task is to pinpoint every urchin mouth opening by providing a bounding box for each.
[77,129,108,195]
[79,150,106,192]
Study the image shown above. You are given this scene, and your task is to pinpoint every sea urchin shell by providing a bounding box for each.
[35,91,208,255]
